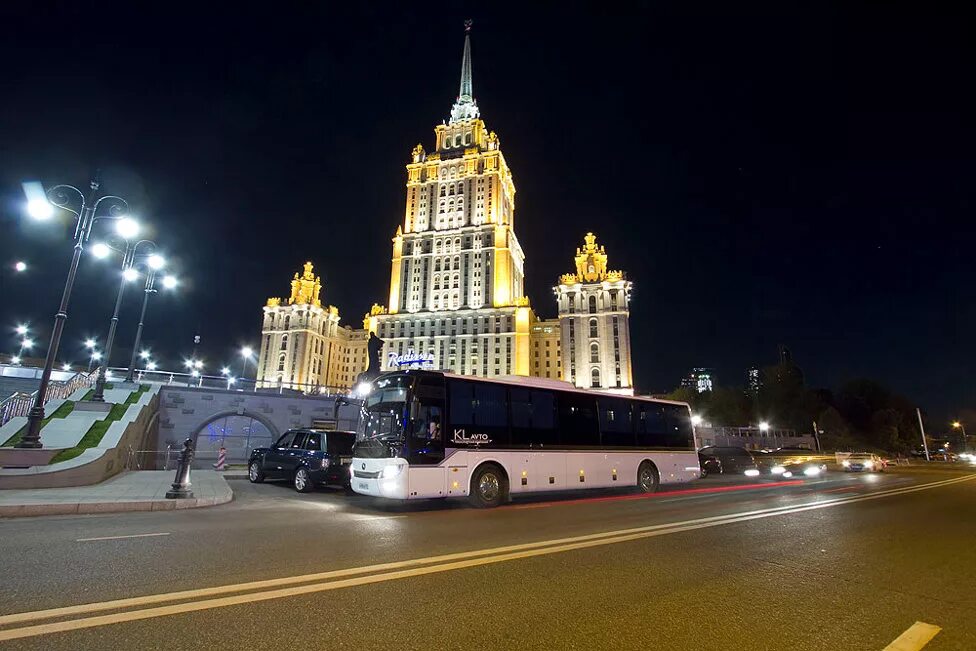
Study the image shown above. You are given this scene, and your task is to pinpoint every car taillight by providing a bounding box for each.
[321,458,330,469]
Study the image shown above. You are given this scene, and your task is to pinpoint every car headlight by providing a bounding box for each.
[380,464,404,479]
[842,460,850,467]
[320,458,330,469]
[782,471,793,478]
[744,469,760,477]
[803,466,821,477]
[771,465,786,475]
[863,461,873,469]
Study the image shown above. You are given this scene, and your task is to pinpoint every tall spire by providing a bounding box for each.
[459,19,473,100]
[449,19,480,124]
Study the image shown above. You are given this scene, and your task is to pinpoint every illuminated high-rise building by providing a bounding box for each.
[256,262,369,391]
[372,22,534,376]
[554,233,634,394]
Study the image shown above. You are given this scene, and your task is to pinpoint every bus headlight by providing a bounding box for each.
[381,464,404,479]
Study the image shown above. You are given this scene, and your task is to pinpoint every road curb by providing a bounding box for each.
[0,490,233,518]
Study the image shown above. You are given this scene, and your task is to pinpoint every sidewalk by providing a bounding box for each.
[0,470,233,518]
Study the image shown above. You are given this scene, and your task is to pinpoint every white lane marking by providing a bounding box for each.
[883,621,941,650]
[76,533,171,543]
[0,474,971,641]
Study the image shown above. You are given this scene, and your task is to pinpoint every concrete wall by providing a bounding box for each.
[156,387,360,452]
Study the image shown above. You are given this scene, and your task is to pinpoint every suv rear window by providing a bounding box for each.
[325,431,355,455]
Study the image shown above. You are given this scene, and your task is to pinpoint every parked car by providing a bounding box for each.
[759,448,828,478]
[842,453,885,473]
[697,446,760,477]
[248,429,355,492]
[698,450,722,478]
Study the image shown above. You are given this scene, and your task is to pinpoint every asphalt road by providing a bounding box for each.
[1,467,974,650]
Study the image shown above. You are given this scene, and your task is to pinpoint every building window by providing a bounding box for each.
[610,291,618,311]
[588,295,597,314]
[280,335,288,351]
[590,343,599,363]
[589,318,598,338]
[591,368,601,388]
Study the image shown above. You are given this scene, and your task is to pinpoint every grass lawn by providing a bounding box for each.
[48,385,150,464]
[1,401,76,447]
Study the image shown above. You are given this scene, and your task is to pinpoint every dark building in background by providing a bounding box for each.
[747,367,761,395]
[681,367,714,393]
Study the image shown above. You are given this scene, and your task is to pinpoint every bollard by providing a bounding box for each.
[212,446,226,471]
[165,437,195,499]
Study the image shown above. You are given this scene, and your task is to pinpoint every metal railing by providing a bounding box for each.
[0,368,99,427]
[108,367,351,397]
[126,447,249,471]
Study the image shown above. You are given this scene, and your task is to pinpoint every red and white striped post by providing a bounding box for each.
[213,447,226,471]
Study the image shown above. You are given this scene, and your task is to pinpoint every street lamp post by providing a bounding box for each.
[17,337,33,363]
[84,338,98,371]
[90,232,154,402]
[123,258,176,383]
[16,179,129,449]
[240,346,254,381]
[952,421,967,452]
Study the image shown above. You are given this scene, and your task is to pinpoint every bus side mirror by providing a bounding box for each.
[333,395,351,421]
[410,399,419,421]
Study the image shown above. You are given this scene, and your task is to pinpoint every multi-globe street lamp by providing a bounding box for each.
[122,261,177,383]
[84,338,98,371]
[16,179,130,449]
[89,226,161,402]
[239,346,254,381]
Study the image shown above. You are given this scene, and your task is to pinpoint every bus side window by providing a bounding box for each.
[599,398,635,446]
[557,393,599,446]
[637,405,667,447]
[511,388,556,447]
[473,383,509,446]
[662,405,693,448]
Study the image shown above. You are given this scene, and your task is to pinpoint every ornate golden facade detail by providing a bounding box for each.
[288,261,323,307]
[266,261,325,308]
[363,303,388,332]
[411,143,425,163]
[562,232,625,284]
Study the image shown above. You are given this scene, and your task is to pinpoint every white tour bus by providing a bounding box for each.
[350,369,700,507]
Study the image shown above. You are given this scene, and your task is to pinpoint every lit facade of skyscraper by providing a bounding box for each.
[554,233,634,394]
[372,24,533,377]
[256,262,369,391]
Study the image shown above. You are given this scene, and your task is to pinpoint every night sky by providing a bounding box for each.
[0,2,972,420]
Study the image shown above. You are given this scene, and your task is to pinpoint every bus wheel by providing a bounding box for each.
[637,461,659,493]
[469,463,507,508]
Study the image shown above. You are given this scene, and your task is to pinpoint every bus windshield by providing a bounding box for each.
[356,376,410,444]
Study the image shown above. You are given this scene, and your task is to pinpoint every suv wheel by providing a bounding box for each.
[294,467,313,493]
[248,461,265,483]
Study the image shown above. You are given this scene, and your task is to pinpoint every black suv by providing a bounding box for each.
[697,446,760,477]
[248,429,355,492]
